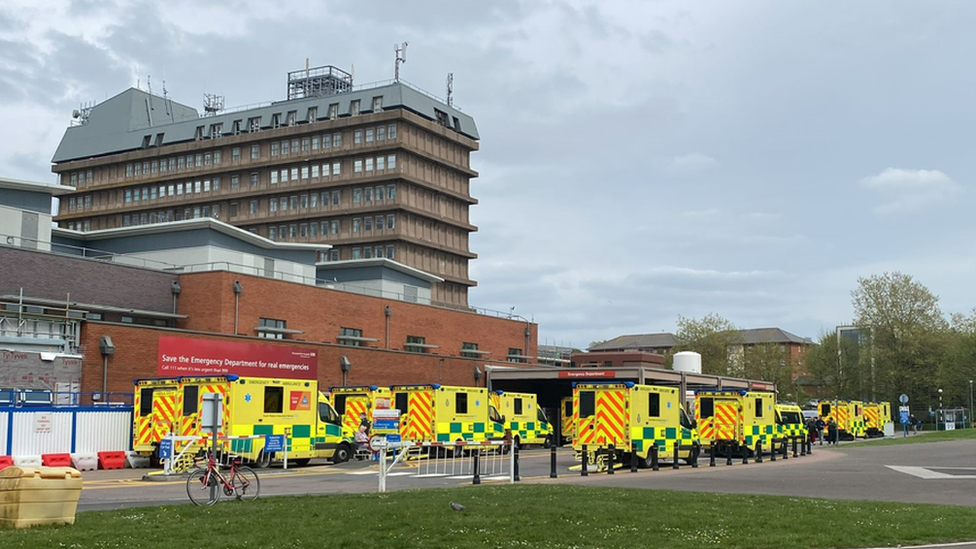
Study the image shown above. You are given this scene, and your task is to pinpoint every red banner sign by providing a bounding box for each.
[558,370,616,379]
[158,337,317,380]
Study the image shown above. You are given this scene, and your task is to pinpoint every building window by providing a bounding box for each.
[286,111,296,126]
[376,215,384,230]
[365,128,374,143]
[375,246,384,258]
[290,167,298,181]
[333,133,342,148]
[386,245,395,259]
[377,156,385,171]
[387,214,396,229]
[280,197,288,211]
[333,162,341,176]
[331,220,339,234]
[388,124,397,139]
[461,342,480,359]
[354,130,362,145]
[271,142,280,156]
[388,154,396,169]
[508,348,524,363]
[352,247,361,259]
[251,145,260,159]
[377,126,386,141]
[290,196,298,210]
[307,107,317,122]
[301,137,310,152]
[328,103,338,119]
[330,249,340,261]
[301,166,309,180]
[387,184,396,199]
[300,194,309,209]
[339,327,364,347]
[249,200,258,214]
[405,335,428,353]
[364,186,373,202]
[353,188,362,203]
[353,218,361,233]
[270,199,278,213]
[231,175,240,190]
[350,100,360,116]
[289,224,297,238]
[365,158,373,172]
[250,173,259,187]
[364,217,372,231]
[232,147,241,161]
[309,222,317,237]
[332,190,340,206]
[311,136,320,150]
[229,202,239,217]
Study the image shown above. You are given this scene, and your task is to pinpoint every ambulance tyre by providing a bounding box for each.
[253,451,272,469]
[331,443,351,464]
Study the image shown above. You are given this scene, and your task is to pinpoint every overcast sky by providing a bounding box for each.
[3,1,975,349]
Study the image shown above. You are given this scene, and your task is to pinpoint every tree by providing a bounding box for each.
[851,272,949,411]
[804,330,864,399]
[939,309,976,415]
[741,343,799,400]
[670,313,740,376]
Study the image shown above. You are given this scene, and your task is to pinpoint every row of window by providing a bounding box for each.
[124,151,223,179]
[264,213,396,238]
[352,155,397,174]
[270,162,341,184]
[69,170,93,188]
[123,178,223,204]
[121,205,219,227]
[119,123,398,184]
[317,245,397,263]
[352,124,398,145]
[66,195,92,212]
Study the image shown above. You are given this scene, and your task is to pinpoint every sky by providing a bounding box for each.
[2,1,976,350]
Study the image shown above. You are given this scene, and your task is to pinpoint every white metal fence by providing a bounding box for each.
[0,407,132,457]
[377,440,516,492]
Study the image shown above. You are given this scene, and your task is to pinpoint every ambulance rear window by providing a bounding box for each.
[700,398,714,419]
[822,403,831,416]
[183,386,199,415]
[648,393,660,417]
[755,398,764,418]
[456,392,468,414]
[579,392,595,417]
[334,394,347,415]
[140,388,154,416]
[514,398,523,415]
[264,386,283,414]
[395,393,408,414]
[564,400,572,416]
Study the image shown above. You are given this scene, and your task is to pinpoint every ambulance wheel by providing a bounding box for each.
[331,443,351,464]
[291,458,311,467]
[543,435,553,449]
[253,451,272,469]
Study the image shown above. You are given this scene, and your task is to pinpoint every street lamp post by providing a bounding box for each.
[938,388,943,431]
[969,380,973,429]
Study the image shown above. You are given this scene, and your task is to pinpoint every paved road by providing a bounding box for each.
[77,434,976,511]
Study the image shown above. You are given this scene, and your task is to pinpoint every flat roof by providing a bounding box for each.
[316,258,444,283]
[0,176,74,196]
[54,217,331,252]
[485,366,775,392]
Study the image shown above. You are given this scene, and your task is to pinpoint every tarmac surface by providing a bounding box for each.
[74,433,976,548]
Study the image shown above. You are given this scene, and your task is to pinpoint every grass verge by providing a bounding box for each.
[844,428,976,447]
[4,485,976,548]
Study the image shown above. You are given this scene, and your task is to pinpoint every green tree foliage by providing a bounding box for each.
[671,313,740,376]
[805,330,864,399]
[741,342,800,399]
[940,309,976,412]
[851,272,949,411]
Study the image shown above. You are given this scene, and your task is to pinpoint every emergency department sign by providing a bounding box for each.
[158,336,317,379]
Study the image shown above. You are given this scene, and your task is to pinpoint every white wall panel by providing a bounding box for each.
[11,411,72,455]
[74,411,131,453]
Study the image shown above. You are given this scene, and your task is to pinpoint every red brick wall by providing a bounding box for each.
[81,322,529,395]
[176,271,537,362]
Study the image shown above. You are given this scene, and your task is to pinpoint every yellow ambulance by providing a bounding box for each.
[573,382,700,470]
[774,403,808,445]
[392,384,505,443]
[491,391,553,448]
[133,375,354,468]
[694,389,776,456]
[330,385,392,433]
[818,399,867,440]
[863,401,891,438]
[560,396,575,445]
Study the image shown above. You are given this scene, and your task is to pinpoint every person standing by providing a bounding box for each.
[827,418,838,444]
[816,416,826,445]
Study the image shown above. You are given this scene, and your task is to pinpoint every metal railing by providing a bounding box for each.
[0,389,133,408]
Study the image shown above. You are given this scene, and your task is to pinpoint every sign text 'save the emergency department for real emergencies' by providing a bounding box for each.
[157,336,317,380]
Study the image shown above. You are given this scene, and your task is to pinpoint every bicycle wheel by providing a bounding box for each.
[186,468,220,506]
[233,466,260,501]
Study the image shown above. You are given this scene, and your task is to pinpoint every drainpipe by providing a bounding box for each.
[232,280,243,335]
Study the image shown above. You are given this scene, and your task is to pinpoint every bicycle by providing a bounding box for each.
[186,450,260,506]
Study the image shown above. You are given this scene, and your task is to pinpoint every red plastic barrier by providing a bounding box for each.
[98,451,127,470]
[42,453,73,467]
[0,456,12,471]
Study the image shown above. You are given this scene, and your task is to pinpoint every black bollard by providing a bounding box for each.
[514,444,521,481]
[692,445,699,468]
[672,444,680,470]
[800,436,806,456]
[607,445,615,475]
[473,452,481,485]
[782,440,789,460]
[756,441,763,463]
[581,444,588,477]
[793,437,799,458]
[806,438,812,455]
[741,445,749,465]
[709,442,716,467]
[550,444,558,478]
[651,446,659,471]
[726,442,733,466]
[630,444,638,473]
[770,441,777,461]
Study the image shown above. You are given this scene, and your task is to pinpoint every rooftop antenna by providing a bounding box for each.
[446,72,454,107]
[162,80,172,117]
[203,93,225,117]
[147,75,152,97]
[394,41,408,82]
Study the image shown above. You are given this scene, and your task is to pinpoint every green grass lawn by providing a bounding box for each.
[4,485,976,548]
[843,427,976,447]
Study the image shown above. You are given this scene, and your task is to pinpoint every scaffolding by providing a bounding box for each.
[287,64,353,100]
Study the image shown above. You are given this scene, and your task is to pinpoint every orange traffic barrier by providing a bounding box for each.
[41,454,72,467]
[97,451,126,470]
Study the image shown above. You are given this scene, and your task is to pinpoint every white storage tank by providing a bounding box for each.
[672,351,702,374]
